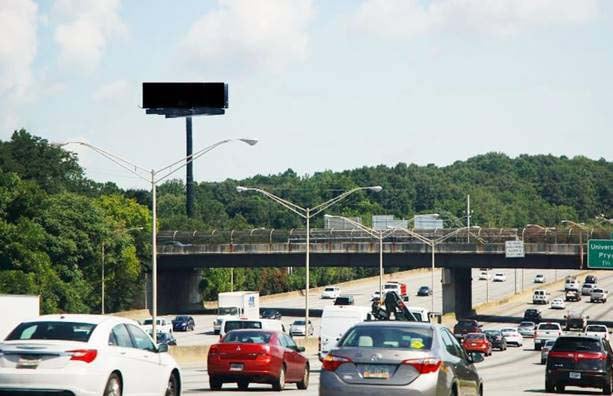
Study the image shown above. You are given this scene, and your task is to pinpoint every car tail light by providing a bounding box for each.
[402,358,442,374]
[577,352,607,361]
[322,354,352,371]
[548,352,574,359]
[67,349,97,363]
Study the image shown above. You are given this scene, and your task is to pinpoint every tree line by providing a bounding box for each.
[0,130,611,309]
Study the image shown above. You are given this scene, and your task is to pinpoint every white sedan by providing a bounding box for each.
[501,327,524,346]
[478,271,490,280]
[493,273,507,282]
[321,286,341,299]
[550,297,566,310]
[0,314,181,396]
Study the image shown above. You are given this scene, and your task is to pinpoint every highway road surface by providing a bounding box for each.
[176,270,613,395]
[173,267,578,346]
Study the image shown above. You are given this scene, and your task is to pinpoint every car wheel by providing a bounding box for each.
[603,374,612,395]
[297,365,309,390]
[103,373,122,396]
[210,376,222,391]
[165,373,179,396]
[238,380,249,390]
[555,384,565,393]
[272,366,286,391]
[545,379,554,393]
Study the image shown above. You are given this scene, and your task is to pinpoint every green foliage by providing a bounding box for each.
[0,131,150,314]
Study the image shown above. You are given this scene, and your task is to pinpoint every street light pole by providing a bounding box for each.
[101,244,105,314]
[59,138,257,336]
[237,186,383,341]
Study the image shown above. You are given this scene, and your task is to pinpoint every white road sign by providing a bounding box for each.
[505,240,525,258]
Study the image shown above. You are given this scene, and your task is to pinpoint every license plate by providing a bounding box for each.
[17,357,40,369]
[229,363,244,371]
[362,365,391,379]
[569,372,581,379]
[470,343,477,346]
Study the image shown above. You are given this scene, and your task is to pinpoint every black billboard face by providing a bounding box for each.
[142,82,228,109]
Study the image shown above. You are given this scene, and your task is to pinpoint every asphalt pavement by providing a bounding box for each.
[174,270,613,396]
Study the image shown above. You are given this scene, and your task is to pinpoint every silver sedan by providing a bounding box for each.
[319,321,484,396]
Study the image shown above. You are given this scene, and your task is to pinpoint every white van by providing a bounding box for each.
[319,305,373,359]
[219,318,285,338]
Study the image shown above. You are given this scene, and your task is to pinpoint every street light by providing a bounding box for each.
[325,215,395,299]
[236,185,382,341]
[394,225,483,312]
[562,220,591,269]
[58,138,258,335]
[101,226,144,314]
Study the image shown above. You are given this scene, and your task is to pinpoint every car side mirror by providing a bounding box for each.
[296,346,306,352]
[468,351,485,363]
[157,343,169,353]
[478,324,483,328]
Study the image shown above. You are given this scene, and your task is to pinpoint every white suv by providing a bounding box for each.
[590,288,608,303]
[321,286,341,299]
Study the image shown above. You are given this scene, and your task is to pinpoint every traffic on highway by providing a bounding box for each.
[2,268,612,395]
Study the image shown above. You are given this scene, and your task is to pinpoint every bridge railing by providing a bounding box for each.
[157,227,611,246]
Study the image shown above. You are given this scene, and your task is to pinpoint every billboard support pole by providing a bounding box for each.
[186,117,194,218]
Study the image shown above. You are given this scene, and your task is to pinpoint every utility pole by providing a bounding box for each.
[186,116,194,218]
[467,194,471,243]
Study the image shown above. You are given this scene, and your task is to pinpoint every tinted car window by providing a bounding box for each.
[539,324,560,330]
[109,324,133,348]
[224,321,262,332]
[126,324,156,352]
[339,326,433,350]
[223,331,272,344]
[7,321,96,342]
[552,337,602,352]
[441,329,465,358]
[456,321,478,329]
[465,333,485,340]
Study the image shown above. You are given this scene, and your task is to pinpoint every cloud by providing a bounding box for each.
[182,0,314,71]
[351,0,601,38]
[93,80,130,102]
[0,0,38,98]
[53,0,125,72]
[0,0,38,133]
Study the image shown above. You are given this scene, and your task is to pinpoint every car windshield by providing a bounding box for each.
[293,320,305,325]
[218,307,239,315]
[593,289,604,293]
[552,338,602,352]
[224,321,262,332]
[384,285,397,290]
[6,321,96,342]
[339,326,433,350]
[223,331,272,344]
[325,288,335,292]
[419,286,428,290]
[539,324,559,330]
[519,322,534,327]
[143,319,163,325]
[484,330,501,336]
[175,316,188,321]
[501,329,516,334]
[465,333,484,340]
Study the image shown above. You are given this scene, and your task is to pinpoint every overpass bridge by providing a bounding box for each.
[155,227,608,316]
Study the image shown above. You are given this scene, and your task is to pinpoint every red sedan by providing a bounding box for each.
[462,333,492,356]
[207,329,310,391]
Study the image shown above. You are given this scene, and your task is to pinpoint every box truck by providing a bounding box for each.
[0,294,40,339]
[319,305,373,359]
[213,291,259,334]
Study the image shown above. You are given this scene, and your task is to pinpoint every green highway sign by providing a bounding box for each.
[588,239,613,269]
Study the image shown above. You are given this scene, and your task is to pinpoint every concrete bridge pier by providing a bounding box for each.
[156,269,202,314]
[442,267,474,318]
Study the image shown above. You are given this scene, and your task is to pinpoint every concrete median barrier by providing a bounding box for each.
[169,345,209,365]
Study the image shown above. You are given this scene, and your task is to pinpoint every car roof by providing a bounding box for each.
[353,321,435,330]
[34,314,129,325]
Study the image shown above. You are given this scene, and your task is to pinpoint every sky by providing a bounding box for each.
[1,0,612,189]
